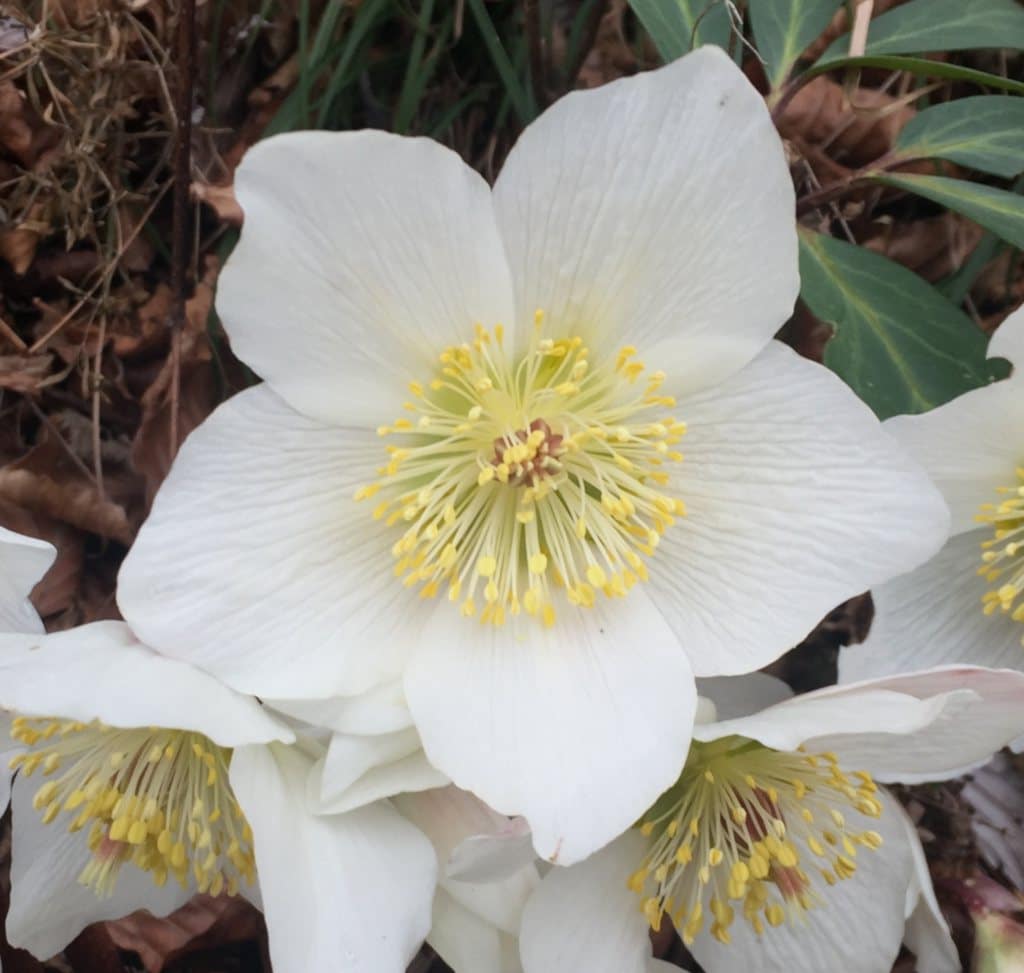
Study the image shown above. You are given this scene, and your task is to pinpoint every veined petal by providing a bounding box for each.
[118,384,431,699]
[687,790,913,973]
[692,688,954,751]
[519,831,655,973]
[884,378,1024,534]
[812,667,1024,784]
[840,530,1024,682]
[220,130,516,425]
[405,589,696,865]
[7,773,191,959]
[0,621,291,747]
[648,341,950,678]
[0,526,54,634]
[493,46,797,394]
[230,743,436,973]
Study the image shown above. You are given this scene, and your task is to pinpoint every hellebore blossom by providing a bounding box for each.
[515,668,1024,973]
[0,532,437,972]
[118,46,949,865]
[839,306,1024,685]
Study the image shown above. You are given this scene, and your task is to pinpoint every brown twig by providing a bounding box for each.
[169,0,197,460]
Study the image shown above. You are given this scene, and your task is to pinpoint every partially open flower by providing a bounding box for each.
[118,46,949,865]
[516,667,1024,973]
[840,305,1024,687]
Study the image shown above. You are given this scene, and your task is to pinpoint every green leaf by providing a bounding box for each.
[627,0,732,60]
[803,55,1024,95]
[819,0,1024,62]
[893,96,1024,178]
[872,172,1024,250]
[798,230,991,419]
[749,0,842,88]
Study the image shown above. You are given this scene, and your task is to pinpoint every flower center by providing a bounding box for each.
[11,717,255,898]
[629,737,883,945]
[977,469,1024,632]
[354,312,687,628]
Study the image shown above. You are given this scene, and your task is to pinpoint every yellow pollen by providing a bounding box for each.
[354,317,687,628]
[629,736,883,943]
[977,469,1024,642]
[12,718,255,899]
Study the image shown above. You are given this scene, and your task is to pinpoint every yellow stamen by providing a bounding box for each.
[353,317,687,628]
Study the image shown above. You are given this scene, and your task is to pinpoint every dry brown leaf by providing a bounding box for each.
[777,75,916,166]
[105,895,266,973]
[863,213,983,282]
[0,426,138,545]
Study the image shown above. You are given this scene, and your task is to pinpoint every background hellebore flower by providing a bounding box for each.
[117,46,949,867]
[508,668,1024,973]
[839,306,1024,685]
[0,533,437,973]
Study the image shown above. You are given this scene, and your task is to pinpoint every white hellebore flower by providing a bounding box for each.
[117,46,949,865]
[0,534,436,972]
[840,306,1024,684]
[516,668,1024,973]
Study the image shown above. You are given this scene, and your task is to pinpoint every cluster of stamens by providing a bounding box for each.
[354,312,687,627]
[977,468,1024,635]
[11,718,255,898]
[629,737,883,945]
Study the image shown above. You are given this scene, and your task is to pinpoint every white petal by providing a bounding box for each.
[519,831,654,973]
[688,790,913,973]
[118,384,431,699]
[230,743,436,973]
[219,130,516,426]
[649,341,950,677]
[315,745,449,814]
[448,820,536,884]
[987,304,1024,374]
[7,773,191,958]
[839,530,1024,682]
[0,527,54,634]
[315,727,424,802]
[898,803,959,973]
[493,47,797,395]
[0,621,291,747]
[429,888,508,973]
[266,680,414,735]
[696,673,793,721]
[405,589,697,866]
[814,667,1024,783]
[693,687,953,749]
[395,787,539,934]
[884,378,1023,534]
